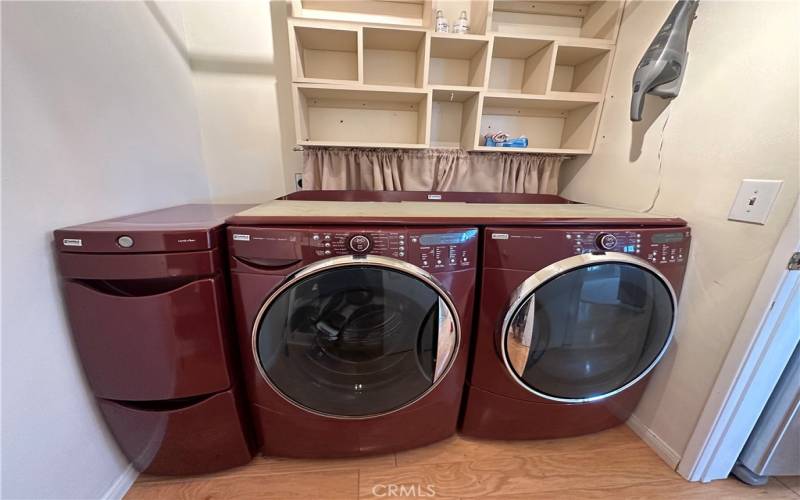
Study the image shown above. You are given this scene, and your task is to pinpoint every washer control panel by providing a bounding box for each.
[303,227,478,271]
[411,231,477,271]
[228,226,478,272]
[310,231,406,258]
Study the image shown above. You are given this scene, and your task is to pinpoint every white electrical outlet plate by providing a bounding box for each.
[728,179,783,224]
[294,173,303,191]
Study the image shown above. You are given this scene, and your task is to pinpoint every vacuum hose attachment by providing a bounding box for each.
[631,0,699,121]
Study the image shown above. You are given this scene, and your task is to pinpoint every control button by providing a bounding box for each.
[596,233,618,250]
[312,235,320,241]
[422,261,428,266]
[399,252,405,257]
[399,235,405,240]
[411,237,418,243]
[117,235,134,248]
[349,235,371,253]
[324,250,331,255]
[324,235,331,240]
[324,242,331,248]
[436,259,442,265]
[450,258,456,264]
[399,246,405,252]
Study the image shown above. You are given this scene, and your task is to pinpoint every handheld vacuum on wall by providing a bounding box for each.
[630,0,699,121]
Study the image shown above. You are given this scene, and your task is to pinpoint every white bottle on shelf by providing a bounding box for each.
[453,10,469,34]
[435,10,449,33]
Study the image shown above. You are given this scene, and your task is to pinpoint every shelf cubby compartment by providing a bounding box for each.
[477,93,601,153]
[488,36,555,95]
[290,0,429,28]
[290,24,361,83]
[550,43,612,96]
[489,1,623,41]
[430,0,492,35]
[428,33,490,89]
[363,27,428,88]
[430,87,481,149]
[293,84,430,148]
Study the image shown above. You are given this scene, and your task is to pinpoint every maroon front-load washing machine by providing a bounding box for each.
[55,204,255,475]
[225,222,478,457]
[461,224,691,439]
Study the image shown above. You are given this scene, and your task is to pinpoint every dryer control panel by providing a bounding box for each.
[564,229,689,265]
[484,226,691,273]
[228,226,479,274]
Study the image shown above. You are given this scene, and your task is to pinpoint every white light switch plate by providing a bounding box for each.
[294,173,303,191]
[728,179,783,224]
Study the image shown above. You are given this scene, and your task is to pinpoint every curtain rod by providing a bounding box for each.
[292,146,573,159]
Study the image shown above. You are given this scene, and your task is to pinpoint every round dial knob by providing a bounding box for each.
[349,235,371,253]
[116,235,134,248]
[596,233,618,251]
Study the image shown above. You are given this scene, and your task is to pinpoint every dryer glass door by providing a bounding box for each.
[503,254,676,403]
[254,260,458,418]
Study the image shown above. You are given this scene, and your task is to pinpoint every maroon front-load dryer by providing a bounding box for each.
[226,223,478,457]
[461,224,691,439]
[55,204,255,475]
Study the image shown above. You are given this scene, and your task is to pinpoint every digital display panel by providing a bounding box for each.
[419,229,477,246]
[652,232,685,244]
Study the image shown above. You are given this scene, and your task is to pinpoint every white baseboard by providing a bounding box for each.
[103,463,139,500]
[627,414,682,470]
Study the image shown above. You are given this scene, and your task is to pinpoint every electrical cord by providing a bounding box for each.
[643,106,672,213]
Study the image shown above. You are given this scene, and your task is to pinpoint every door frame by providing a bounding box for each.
[677,198,800,482]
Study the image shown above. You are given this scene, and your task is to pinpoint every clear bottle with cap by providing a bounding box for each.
[435,9,449,33]
[453,10,469,34]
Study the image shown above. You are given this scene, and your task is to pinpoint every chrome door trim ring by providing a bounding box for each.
[251,254,461,420]
[500,252,678,404]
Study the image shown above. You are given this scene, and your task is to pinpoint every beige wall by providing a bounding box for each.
[156,0,302,202]
[560,0,799,464]
[2,2,211,497]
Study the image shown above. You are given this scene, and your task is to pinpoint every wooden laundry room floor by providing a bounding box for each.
[126,425,799,499]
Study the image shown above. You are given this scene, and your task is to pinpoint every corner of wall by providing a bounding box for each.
[627,414,682,469]
[102,464,139,500]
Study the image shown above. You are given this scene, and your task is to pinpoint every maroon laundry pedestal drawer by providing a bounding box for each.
[62,272,231,401]
[55,204,255,475]
[98,389,253,476]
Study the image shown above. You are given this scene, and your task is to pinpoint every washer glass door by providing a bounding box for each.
[503,254,676,403]
[254,260,458,417]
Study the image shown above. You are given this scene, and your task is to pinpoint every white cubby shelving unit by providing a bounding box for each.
[488,0,624,40]
[288,1,623,154]
[363,27,428,88]
[430,88,481,149]
[293,84,431,149]
[289,23,362,83]
[428,33,490,89]
[477,93,601,154]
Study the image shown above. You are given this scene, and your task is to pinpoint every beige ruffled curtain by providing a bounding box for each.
[302,148,564,194]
